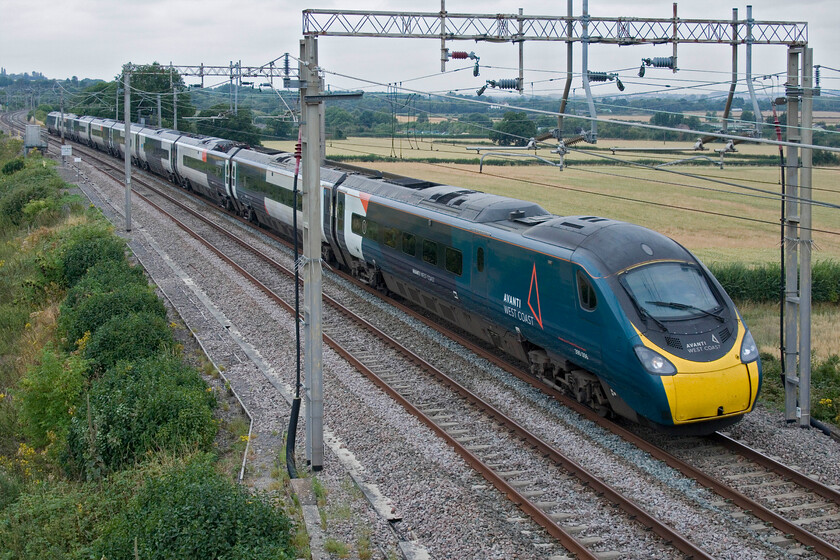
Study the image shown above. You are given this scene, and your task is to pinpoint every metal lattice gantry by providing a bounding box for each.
[302,8,807,45]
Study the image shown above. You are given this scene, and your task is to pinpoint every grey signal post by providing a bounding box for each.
[300,36,324,470]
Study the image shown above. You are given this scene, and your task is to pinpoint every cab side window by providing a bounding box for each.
[577,270,597,311]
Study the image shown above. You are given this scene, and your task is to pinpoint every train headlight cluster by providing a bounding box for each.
[740,330,759,363]
[634,346,677,376]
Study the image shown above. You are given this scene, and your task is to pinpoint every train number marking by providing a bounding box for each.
[574,348,590,361]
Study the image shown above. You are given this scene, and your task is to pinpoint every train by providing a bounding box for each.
[46,110,762,434]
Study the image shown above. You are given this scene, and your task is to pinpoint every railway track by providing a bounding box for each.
[10,110,840,558]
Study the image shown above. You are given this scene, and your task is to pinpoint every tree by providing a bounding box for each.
[489,111,537,146]
[116,63,195,128]
[268,117,295,140]
[195,104,262,146]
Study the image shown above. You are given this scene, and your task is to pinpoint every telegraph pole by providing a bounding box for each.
[300,36,324,470]
[171,63,178,130]
[59,91,65,166]
[123,64,132,232]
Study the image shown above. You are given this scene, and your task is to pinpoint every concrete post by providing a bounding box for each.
[783,48,801,422]
[300,36,324,470]
[798,47,813,428]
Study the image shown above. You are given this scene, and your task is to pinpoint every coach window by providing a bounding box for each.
[445,247,462,276]
[383,228,398,249]
[422,239,438,266]
[577,270,597,311]
[365,220,379,241]
[401,232,416,256]
[351,213,363,235]
[476,247,484,272]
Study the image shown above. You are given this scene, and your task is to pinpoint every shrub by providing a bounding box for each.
[0,469,22,511]
[709,260,840,304]
[0,475,132,558]
[0,181,58,226]
[1,158,24,175]
[60,234,127,288]
[65,355,215,476]
[82,311,174,372]
[32,220,121,289]
[63,259,147,311]
[59,284,166,351]
[95,457,295,560]
[18,347,87,449]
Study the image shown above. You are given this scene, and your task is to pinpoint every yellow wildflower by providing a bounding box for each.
[240,435,250,443]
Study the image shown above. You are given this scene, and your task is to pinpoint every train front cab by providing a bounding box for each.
[632,323,762,429]
[614,260,762,432]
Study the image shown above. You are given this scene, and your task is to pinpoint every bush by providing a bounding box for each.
[63,259,148,311]
[0,181,58,227]
[1,158,24,175]
[59,284,166,351]
[60,234,127,288]
[812,355,840,424]
[31,220,117,288]
[65,355,216,476]
[0,469,22,511]
[0,476,132,558]
[95,457,294,560]
[709,260,840,304]
[82,311,174,372]
[18,347,87,449]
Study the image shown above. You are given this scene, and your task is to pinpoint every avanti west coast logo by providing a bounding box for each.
[503,264,544,329]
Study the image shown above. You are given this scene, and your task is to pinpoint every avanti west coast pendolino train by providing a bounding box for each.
[47,111,762,434]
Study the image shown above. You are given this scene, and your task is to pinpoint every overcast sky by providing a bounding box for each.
[2,1,836,101]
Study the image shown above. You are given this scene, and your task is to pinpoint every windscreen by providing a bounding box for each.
[622,262,721,320]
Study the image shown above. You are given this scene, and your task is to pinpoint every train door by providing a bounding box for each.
[471,238,488,304]
[322,186,331,240]
[573,268,603,365]
[325,184,349,268]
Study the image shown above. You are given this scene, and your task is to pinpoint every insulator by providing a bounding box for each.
[294,141,302,159]
[283,53,290,77]
[815,65,821,87]
[450,51,469,59]
[491,78,520,90]
[588,72,609,82]
[642,56,675,69]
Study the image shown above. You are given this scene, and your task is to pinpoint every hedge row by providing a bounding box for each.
[15,220,214,478]
[0,149,294,560]
[709,261,840,304]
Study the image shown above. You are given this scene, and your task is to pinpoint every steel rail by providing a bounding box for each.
[711,432,840,506]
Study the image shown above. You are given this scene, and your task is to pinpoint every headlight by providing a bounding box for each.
[740,329,759,363]
[634,346,677,376]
